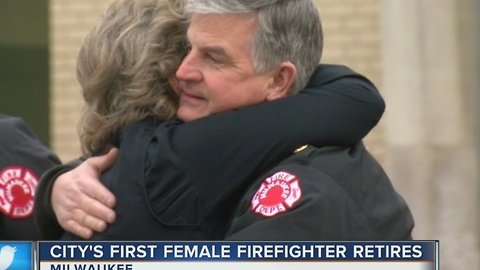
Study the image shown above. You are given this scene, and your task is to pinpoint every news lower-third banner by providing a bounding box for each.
[0,241,438,270]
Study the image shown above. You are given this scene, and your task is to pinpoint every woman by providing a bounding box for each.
[35,0,384,240]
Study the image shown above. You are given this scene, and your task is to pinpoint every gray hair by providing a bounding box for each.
[185,0,323,94]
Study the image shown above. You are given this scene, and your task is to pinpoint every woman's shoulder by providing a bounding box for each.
[123,118,164,130]
[117,118,166,144]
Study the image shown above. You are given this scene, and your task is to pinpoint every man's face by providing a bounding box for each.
[175,14,276,122]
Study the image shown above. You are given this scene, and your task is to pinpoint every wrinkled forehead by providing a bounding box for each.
[187,13,258,48]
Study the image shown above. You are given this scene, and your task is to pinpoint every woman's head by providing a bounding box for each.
[77,0,188,155]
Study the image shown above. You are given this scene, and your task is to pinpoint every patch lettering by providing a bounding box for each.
[0,166,38,218]
[251,171,302,217]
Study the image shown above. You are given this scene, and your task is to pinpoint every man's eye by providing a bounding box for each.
[206,54,221,64]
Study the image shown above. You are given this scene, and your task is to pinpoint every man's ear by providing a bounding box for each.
[265,61,297,101]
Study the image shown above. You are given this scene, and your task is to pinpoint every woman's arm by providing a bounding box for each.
[34,152,118,240]
[146,64,384,217]
[34,161,81,239]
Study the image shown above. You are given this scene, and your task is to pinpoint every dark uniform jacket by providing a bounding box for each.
[0,114,61,240]
[225,143,414,240]
[35,64,386,240]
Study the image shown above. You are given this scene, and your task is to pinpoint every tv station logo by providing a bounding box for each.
[0,242,32,270]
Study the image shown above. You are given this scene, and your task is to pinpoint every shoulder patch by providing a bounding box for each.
[251,171,302,217]
[0,166,39,218]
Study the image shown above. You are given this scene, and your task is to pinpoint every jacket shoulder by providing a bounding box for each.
[0,114,35,144]
[0,113,61,166]
[226,144,414,240]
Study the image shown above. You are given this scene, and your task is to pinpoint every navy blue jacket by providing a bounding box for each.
[0,114,61,240]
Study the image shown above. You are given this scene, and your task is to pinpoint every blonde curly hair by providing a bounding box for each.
[76,0,188,155]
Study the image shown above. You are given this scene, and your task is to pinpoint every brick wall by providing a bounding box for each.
[50,0,113,161]
[314,0,384,160]
[50,0,384,161]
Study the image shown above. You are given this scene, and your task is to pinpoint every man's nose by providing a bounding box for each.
[176,51,202,82]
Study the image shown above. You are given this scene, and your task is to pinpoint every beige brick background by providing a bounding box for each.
[50,1,479,269]
[314,0,384,160]
[50,0,114,160]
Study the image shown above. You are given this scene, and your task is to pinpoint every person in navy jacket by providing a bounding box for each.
[0,113,61,240]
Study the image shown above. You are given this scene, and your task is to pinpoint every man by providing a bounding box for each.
[35,0,410,240]
[0,113,61,240]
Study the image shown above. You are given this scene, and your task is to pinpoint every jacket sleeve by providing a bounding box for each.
[224,193,368,241]
[0,114,63,240]
[223,163,367,241]
[225,193,412,241]
[145,64,385,223]
[33,159,84,239]
[224,144,414,241]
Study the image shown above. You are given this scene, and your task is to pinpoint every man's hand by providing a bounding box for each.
[51,148,118,239]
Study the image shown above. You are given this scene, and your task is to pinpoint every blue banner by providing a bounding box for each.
[38,241,436,261]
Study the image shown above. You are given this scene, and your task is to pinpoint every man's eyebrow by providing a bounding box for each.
[198,45,228,57]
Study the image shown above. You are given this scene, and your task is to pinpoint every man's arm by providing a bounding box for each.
[34,160,82,239]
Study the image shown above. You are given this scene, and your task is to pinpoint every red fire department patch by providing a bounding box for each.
[0,166,39,218]
[251,171,302,217]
